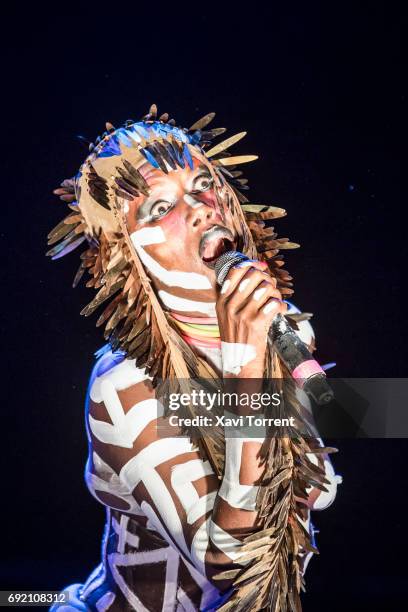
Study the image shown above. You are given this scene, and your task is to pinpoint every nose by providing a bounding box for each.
[186,199,218,228]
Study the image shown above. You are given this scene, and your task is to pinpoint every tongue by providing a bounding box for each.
[202,237,227,262]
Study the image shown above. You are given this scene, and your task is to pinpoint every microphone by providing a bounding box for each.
[215,251,334,405]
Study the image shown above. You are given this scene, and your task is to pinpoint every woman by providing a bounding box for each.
[48,105,341,611]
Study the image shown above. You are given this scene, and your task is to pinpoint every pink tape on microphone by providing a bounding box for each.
[292,359,325,386]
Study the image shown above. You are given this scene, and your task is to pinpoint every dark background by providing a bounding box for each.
[1,4,406,611]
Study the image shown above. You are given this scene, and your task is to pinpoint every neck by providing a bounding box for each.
[169,311,221,349]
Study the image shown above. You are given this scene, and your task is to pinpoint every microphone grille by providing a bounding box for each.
[214,251,248,286]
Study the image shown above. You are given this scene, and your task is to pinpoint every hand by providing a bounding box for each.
[216,260,287,378]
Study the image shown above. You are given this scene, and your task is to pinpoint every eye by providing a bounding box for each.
[192,174,214,193]
[150,200,174,220]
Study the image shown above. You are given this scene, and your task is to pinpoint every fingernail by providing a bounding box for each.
[221,279,231,294]
[239,278,251,292]
[253,287,267,301]
[263,299,280,314]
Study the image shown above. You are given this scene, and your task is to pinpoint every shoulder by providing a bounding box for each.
[87,345,152,405]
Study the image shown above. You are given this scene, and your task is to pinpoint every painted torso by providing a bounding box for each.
[51,304,341,612]
[79,351,225,611]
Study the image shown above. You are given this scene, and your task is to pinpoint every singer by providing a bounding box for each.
[48,105,341,611]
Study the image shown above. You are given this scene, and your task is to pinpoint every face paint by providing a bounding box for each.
[158,290,216,316]
[130,228,212,290]
[183,193,204,209]
[220,341,257,375]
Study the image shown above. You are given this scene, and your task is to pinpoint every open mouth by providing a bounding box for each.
[199,225,236,269]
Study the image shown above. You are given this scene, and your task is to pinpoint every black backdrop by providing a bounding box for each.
[1,4,406,611]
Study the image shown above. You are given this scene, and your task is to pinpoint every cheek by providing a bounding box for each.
[154,211,190,253]
[200,190,217,209]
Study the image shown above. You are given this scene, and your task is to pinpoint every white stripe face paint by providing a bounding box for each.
[130,227,212,290]
[221,341,257,375]
[183,194,204,209]
[158,290,216,316]
[253,286,266,301]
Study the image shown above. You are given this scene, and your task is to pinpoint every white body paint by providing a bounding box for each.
[158,290,216,316]
[72,298,338,610]
[208,520,248,565]
[85,451,144,515]
[221,341,257,375]
[183,194,204,209]
[171,459,216,525]
[90,356,150,403]
[89,387,163,448]
[219,438,262,512]
[130,227,212,290]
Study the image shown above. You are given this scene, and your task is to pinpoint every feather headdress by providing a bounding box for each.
[47,105,334,611]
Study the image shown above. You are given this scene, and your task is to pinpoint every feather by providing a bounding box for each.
[188,112,215,131]
[215,155,258,166]
[205,132,247,158]
[200,127,227,140]
[51,236,86,260]
[72,261,87,288]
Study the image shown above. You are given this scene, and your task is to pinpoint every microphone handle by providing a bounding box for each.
[214,250,334,405]
[269,313,334,405]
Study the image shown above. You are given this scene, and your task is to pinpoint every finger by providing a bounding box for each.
[219,260,272,298]
[260,297,288,320]
[248,280,282,309]
[230,273,280,314]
